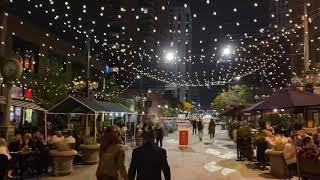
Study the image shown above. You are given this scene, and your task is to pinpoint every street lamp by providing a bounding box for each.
[235,76,241,81]
[165,51,176,62]
[222,46,232,56]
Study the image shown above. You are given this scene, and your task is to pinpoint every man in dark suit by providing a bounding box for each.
[128,130,171,180]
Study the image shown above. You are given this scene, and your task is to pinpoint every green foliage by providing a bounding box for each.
[254,131,266,145]
[97,75,134,109]
[259,114,292,134]
[181,101,192,112]
[237,125,252,139]
[22,62,70,109]
[211,85,254,113]
[227,121,241,139]
[160,107,179,117]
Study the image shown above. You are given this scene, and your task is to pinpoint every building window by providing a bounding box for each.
[12,36,39,73]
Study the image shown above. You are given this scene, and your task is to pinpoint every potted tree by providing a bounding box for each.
[79,136,100,164]
[236,125,253,160]
[49,143,78,176]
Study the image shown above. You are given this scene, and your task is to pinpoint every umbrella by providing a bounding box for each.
[243,88,320,112]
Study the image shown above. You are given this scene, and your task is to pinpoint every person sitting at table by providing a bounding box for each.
[312,133,320,148]
[22,133,33,151]
[296,130,311,149]
[31,131,44,152]
[0,138,14,178]
[264,129,276,148]
[9,133,23,152]
[50,130,64,144]
[64,130,76,144]
[300,136,320,160]
[283,134,298,177]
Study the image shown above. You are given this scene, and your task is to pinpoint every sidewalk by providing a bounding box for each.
[40,124,282,180]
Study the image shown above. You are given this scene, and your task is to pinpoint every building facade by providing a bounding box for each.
[165,6,192,102]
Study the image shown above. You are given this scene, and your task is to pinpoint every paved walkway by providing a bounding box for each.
[39,124,288,180]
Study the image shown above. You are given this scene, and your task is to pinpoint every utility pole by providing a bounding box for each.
[86,35,90,98]
[303,2,310,73]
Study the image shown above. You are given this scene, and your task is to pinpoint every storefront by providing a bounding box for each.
[0,96,46,130]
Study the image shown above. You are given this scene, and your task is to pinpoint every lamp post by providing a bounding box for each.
[0,57,22,141]
[86,35,91,98]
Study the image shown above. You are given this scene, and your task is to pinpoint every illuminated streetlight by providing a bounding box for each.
[222,46,232,56]
[235,76,241,81]
[136,75,141,79]
[165,51,176,61]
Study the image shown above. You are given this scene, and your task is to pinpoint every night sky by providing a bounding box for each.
[177,0,272,109]
[9,0,274,110]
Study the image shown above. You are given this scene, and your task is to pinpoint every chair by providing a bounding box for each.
[0,154,9,180]
[297,152,320,180]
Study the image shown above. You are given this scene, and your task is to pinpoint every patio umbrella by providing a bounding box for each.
[243,88,320,112]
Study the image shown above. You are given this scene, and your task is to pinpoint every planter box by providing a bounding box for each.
[79,144,100,165]
[49,150,77,176]
[265,149,290,179]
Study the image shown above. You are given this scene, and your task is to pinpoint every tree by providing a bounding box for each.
[211,85,254,113]
[160,107,179,117]
[21,62,71,109]
[181,101,192,112]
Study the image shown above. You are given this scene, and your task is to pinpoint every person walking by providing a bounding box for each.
[155,122,164,147]
[128,130,171,180]
[96,126,128,180]
[208,119,216,140]
[197,119,204,142]
[191,119,197,135]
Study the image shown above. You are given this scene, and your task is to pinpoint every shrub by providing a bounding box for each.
[227,122,241,139]
[254,131,266,145]
[237,125,251,139]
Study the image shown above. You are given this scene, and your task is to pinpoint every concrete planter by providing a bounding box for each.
[79,144,100,164]
[49,149,77,176]
[265,149,290,179]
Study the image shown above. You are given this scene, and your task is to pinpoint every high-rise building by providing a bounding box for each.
[104,0,172,90]
[165,6,192,102]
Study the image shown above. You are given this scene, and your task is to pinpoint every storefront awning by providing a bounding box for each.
[0,96,46,112]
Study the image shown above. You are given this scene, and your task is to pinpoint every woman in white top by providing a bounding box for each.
[283,135,298,177]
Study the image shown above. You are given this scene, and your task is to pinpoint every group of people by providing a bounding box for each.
[0,131,46,178]
[264,128,320,177]
[96,123,170,180]
[191,118,216,141]
[49,130,77,145]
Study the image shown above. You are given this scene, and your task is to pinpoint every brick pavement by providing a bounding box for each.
[38,124,288,180]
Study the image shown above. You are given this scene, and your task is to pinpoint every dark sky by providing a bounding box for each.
[176,0,272,109]
[9,0,273,110]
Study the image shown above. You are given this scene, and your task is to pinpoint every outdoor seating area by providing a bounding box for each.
[224,88,320,179]
[0,96,138,179]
